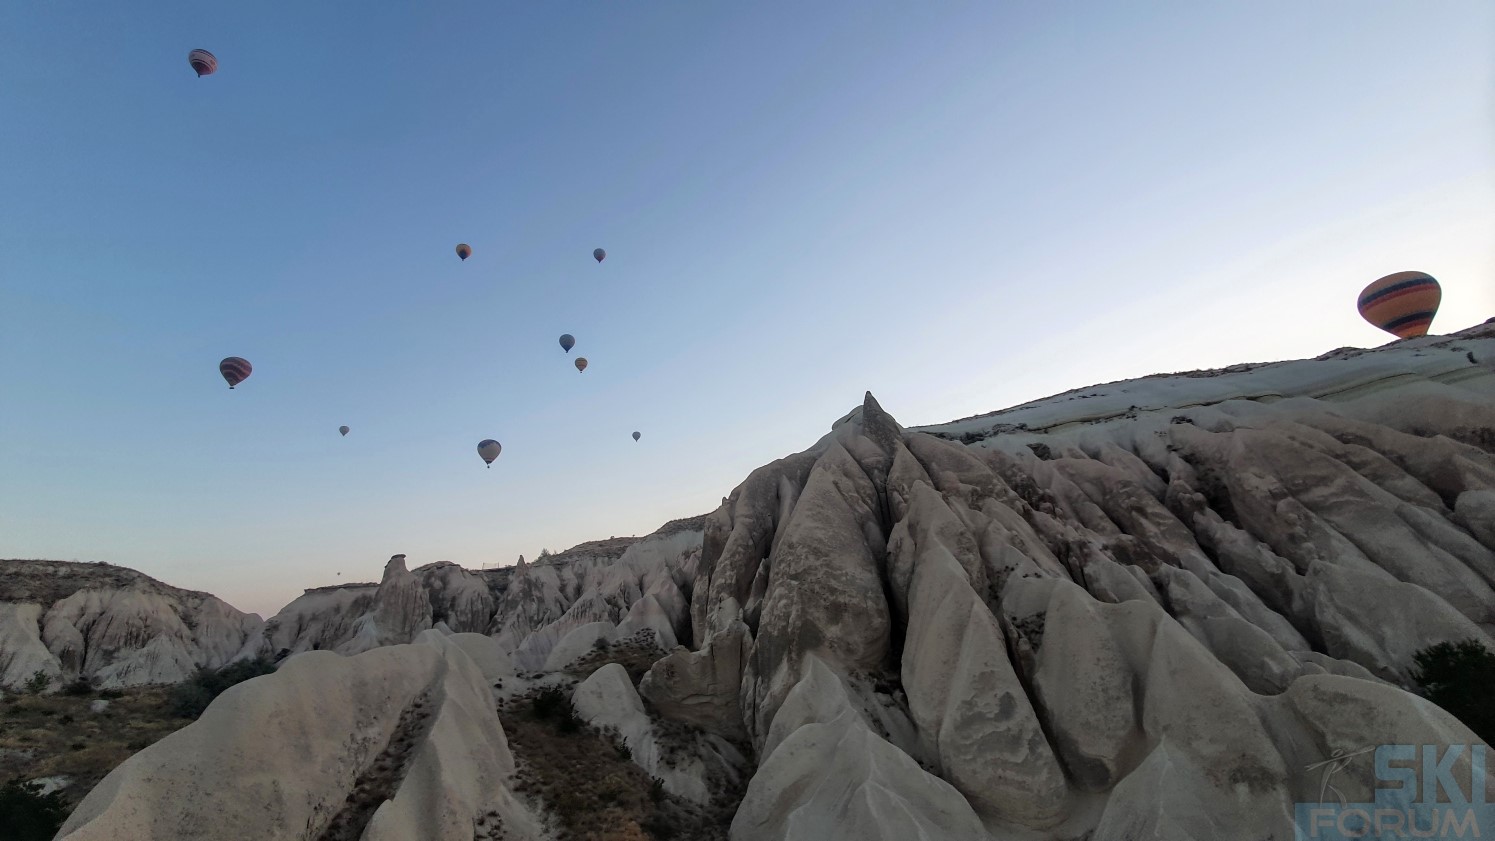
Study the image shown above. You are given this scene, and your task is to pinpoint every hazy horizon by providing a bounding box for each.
[4,2,1493,619]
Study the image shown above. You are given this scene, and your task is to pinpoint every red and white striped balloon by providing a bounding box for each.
[219,357,251,389]
[188,49,218,77]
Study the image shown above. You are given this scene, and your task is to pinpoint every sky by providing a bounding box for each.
[2,2,1492,619]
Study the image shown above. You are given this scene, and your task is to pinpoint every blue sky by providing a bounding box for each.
[3,2,1492,618]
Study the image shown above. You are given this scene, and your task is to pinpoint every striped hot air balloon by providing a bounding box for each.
[1358,271,1441,339]
[188,49,218,77]
[574,357,588,373]
[477,439,502,468]
[219,357,252,389]
[456,243,472,261]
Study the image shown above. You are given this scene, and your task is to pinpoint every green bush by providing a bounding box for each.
[60,676,95,697]
[23,671,51,695]
[1413,639,1495,743]
[530,686,569,721]
[167,657,277,719]
[0,779,70,841]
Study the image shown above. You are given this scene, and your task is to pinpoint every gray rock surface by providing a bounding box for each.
[0,561,263,690]
[55,637,546,841]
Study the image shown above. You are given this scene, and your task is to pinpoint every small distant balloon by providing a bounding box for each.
[1358,271,1441,339]
[593,248,606,263]
[559,334,576,353]
[574,357,588,373]
[456,243,472,261]
[219,357,251,389]
[632,431,641,442]
[477,439,502,468]
[339,426,350,436]
[188,49,217,77]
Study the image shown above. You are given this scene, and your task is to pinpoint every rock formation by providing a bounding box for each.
[0,561,263,690]
[16,322,1495,840]
[643,323,1495,839]
[56,631,546,841]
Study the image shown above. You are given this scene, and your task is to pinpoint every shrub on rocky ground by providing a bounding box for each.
[166,657,277,719]
[0,779,69,841]
[1413,639,1495,743]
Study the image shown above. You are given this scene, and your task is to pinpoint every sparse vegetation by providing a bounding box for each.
[1413,639,1495,743]
[500,686,732,841]
[0,685,188,813]
[23,671,52,695]
[569,636,664,684]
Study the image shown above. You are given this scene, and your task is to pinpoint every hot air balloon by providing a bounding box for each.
[188,49,217,77]
[593,248,606,263]
[574,357,588,373]
[1358,271,1441,339]
[339,426,350,436]
[559,334,576,353]
[456,243,472,261]
[632,431,641,442]
[219,357,251,389]
[477,439,502,468]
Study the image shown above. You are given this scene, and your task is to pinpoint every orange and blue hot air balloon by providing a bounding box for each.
[593,248,606,263]
[188,49,217,77]
[219,357,251,389]
[456,243,472,261]
[1358,271,1441,339]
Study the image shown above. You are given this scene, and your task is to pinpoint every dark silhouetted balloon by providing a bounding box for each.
[339,426,349,436]
[632,431,641,442]
[1358,271,1441,339]
[219,357,251,389]
[188,49,217,77]
[477,439,502,468]
[575,357,588,373]
[559,334,575,352]
[456,243,472,261]
[593,248,606,263]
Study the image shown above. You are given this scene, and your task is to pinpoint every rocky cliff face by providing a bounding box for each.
[0,561,264,690]
[257,519,706,669]
[642,323,1495,839]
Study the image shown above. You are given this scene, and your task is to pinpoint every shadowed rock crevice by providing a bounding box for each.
[315,691,435,841]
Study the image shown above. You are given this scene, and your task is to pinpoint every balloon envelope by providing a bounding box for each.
[477,439,502,467]
[559,334,575,352]
[1358,271,1441,339]
[219,357,251,389]
[188,49,217,77]
[593,248,606,263]
[339,426,349,436]
[574,357,588,373]
[632,431,641,441]
[456,243,472,261]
